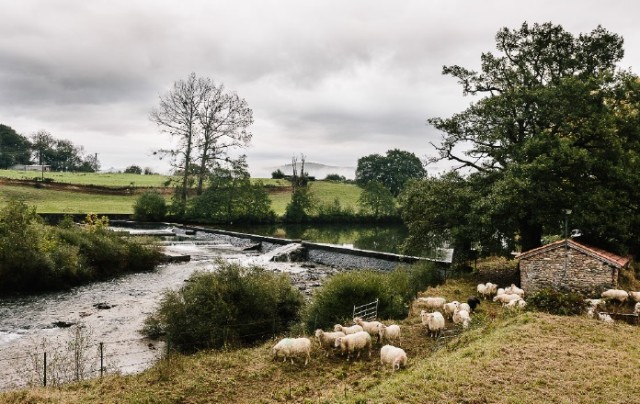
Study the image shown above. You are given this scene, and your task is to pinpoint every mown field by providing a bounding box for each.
[2,275,639,403]
[0,170,361,216]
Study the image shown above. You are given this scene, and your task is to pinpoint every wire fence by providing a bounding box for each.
[0,318,290,392]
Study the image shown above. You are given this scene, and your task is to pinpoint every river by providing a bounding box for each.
[0,225,339,391]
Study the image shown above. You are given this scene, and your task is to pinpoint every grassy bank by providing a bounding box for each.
[3,277,638,403]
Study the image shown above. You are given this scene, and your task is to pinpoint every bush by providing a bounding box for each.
[271,169,286,179]
[324,173,346,182]
[303,263,443,332]
[527,288,587,316]
[133,192,167,222]
[143,261,304,353]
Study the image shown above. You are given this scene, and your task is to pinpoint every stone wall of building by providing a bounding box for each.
[520,245,617,295]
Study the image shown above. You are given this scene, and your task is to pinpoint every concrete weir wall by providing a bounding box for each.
[188,226,446,271]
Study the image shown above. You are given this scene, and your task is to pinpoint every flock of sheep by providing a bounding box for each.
[272,316,406,370]
[271,283,640,371]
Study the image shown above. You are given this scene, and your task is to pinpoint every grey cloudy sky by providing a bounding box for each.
[2,0,640,177]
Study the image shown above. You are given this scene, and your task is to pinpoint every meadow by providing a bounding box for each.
[0,170,361,216]
[2,275,638,403]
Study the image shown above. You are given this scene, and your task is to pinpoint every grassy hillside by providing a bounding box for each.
[0,172,360,216]
[3,277,638,403]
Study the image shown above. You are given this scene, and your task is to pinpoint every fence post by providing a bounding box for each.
[43,352,47,387]
[99,342,104,378]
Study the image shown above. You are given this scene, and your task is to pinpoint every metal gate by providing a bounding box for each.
[353,298,378,321]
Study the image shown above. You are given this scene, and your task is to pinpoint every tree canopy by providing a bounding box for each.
[355,149,425,196]
[411,22,640,255]
[0,124,31,168]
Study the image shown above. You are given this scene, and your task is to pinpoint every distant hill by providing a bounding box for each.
[260,161,356,180]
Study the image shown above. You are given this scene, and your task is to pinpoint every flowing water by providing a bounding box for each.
[0,226,337,391]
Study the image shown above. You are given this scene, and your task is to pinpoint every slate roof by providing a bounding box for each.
[517,239,630,268]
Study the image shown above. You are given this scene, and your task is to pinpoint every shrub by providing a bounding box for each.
[143,261,304,353]
[527,288,587,316]
[133,192,167,222]
[303,263,443,332]
[271,169,286,179]
[324,173,346,182]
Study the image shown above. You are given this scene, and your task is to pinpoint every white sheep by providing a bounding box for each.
[628,291,640,302]
[459,302,471,313]
[416,296,447,310]
[601,289,628,303]
[585,298,606,318]
[420,310,445,338]
[505,298,527,309]
[485,282,498,297]
[476,283,488,299]
[334,331,372,361]
[634,302,640,315]
[493,293,522,305]
[507,284,525,297]
[315,329,345,357]
[496,288,506,296]
[443,301,460,320]
[380,345,407,371]
[353,317,384,341]
[452,308,471,328]
[272,337,312,365]
[377,324,401,345]
[334,324,364,335]
[597,312,614,324]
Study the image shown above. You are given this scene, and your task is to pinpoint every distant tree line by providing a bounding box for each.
[0,124,100,172]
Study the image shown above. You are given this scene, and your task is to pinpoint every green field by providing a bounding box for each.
[0,171,361,215]
[3,275,638,403]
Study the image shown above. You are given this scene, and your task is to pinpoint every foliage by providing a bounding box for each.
[324,173,346,182]
[427,22,640,254]
[357,180,397,219]
[283,186,314,223]
[187,158,275,223]
[30,130,99,172]
[314,198,357,223]
[143,261,304,353]
[0,124,31,168]
[355,149,425,196]
[0,200,161,294]
[133,192,167,221]
[527,288,587,316]
[271,168,285,179]
[124,165,143,174]
[303,263,443,332]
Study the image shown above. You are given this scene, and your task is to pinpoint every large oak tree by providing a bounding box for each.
[415,22,640,254]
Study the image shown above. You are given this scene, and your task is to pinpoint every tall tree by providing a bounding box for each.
[150,73,254,213]
[0,124,31,168]
[427,22,640,253]
[150,73,204,214]
[355,149,425,196]
[195,79,253,195]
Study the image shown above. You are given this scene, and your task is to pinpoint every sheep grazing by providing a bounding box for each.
[452,308,471,328]
[496,288,506,296]
[377,324,401,345]
[421,310,445,338]
[272,337,312,365]
[467,296,481,312]
[601,289,629,303]
[597,312,614,324]
[506,284,525,298]
[585,298,606,318]
[334,331,372,361]
[628,291,640,302]
[484,282,498,297]
[476,283,488,299]
[334,324,364,335]
[315,329,345,357]
[416,296,447,310]
[493,293,522,305]
[505,298,527,309]
[443,301,460,320]
[353,317,384,341]
[459,302,471,313]
[380,345,407,371]
[634,302,640,315]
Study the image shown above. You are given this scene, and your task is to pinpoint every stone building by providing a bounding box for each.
[518,239,629,294]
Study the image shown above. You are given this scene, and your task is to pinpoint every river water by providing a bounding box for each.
[0,226,337,391]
